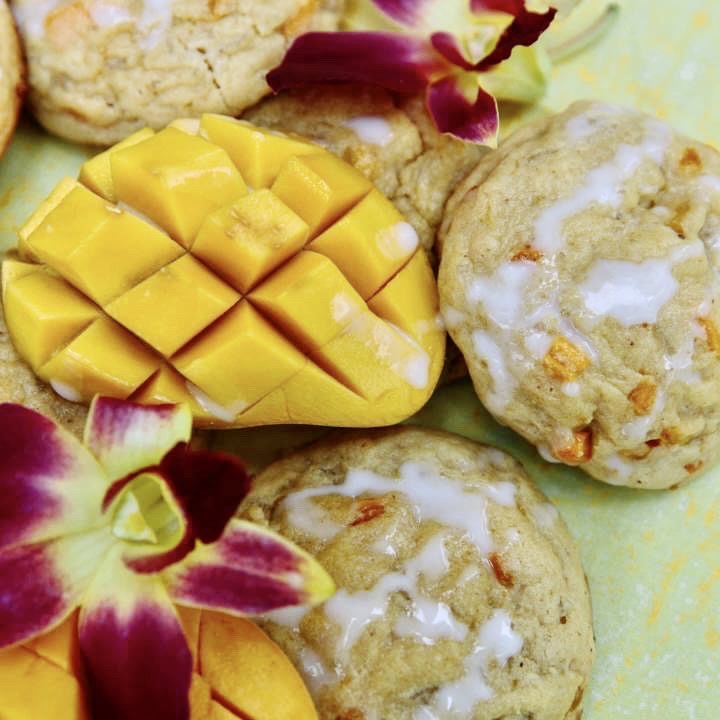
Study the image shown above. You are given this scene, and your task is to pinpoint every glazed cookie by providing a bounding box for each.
[12,0,343,145]
[244,85,486,252]
[243,426,594,720]
[0,0,23,156]
[439,101,720,489]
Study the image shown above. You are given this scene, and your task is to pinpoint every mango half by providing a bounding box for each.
[2,117,444,428]
[0,609,317,720]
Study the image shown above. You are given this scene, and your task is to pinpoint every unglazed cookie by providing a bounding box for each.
[439,101,720,489]
[0,0,23,156]
[12,0,343,145]
[244,85,486,252]
[242,426,594,720]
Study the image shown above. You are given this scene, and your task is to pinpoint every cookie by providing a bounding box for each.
[242,426,594,720]
[11,0,343,145]
[0,0,23,156]
[244,85,486,252]
[439,101,720,489]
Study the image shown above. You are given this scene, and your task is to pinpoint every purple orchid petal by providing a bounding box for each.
[0,404,107,551]
[267,32,447,95]
[426,74,499,144]
[157,444,251,546]
[79,546,193,720]
[431,31,475,70]
[0,527,113,648]
[164,519,335,615]
[373,0,431,26]
[471,0,557,70]
[85,397,192,482]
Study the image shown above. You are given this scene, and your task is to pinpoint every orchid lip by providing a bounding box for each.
[111,472,183,548]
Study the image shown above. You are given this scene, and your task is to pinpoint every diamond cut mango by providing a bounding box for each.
[2,116,444,428]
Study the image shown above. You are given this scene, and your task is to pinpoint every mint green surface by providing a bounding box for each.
[0,2,718,717]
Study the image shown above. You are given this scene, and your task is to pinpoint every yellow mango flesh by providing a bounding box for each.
[2,116,444,428]
[79,127,155,201]
[111,127,247,247]
[0,610,317,720]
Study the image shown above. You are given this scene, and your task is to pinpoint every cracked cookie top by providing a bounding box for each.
[11,0,343,145]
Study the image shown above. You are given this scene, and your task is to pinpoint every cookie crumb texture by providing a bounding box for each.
[439,101,720,489]
[12,0,343,145]
[244,86,486,252]
[245,427,594,720]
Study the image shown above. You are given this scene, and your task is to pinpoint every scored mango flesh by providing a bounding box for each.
[3,116,445,428]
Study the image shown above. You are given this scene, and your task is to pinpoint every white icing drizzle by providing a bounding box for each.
[185,382,247,423]
[621,387,666,444]
[471,330,516,414]
[467,261,535,328]
[605,453,633,480]
[523,329,553,360]
[330,293,360,324]
[441,306,466,329]
[89,2,133,28]
[298,647,340,691]
[11,1,63,38]
[50,379,83,403]
[386,323,431,389]
[263,604,310,627]
[419,610,523,716]
[324,534,468,658]
[139,0,172,50]
[283,462,506,554]
[579,257,679,326]
[343,116,394,146]
[535,121,670,255]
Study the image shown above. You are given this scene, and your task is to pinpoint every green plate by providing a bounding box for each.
[1,1,718,717]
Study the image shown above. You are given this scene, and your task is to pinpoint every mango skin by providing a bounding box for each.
[3,116,445,429]
[0,610,317,720]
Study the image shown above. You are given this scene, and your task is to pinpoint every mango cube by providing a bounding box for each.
[24,183,183,305]
[249,251,366,350]
[368,250,441,353]
[79,127,155,201]
[201,114,318,188]
[173,301,306,414]
[271,153,372,237]
[311,311,431,400]
[106,254,239,357]
[193,190,309,293]
[3,268,99,370]
[18,177,77,260]
[4,116,445,428]
[111,128,246,246]
[310,189,419,299]
[38,317,159,401]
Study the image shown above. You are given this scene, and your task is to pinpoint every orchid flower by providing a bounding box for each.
[0,398,334,720]
[267,0,559,146]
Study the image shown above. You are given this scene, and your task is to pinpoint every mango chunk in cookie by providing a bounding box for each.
[3,117,444,428]
[11,0,342,145]
[439,101,720,489]
[243,427,594,720]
